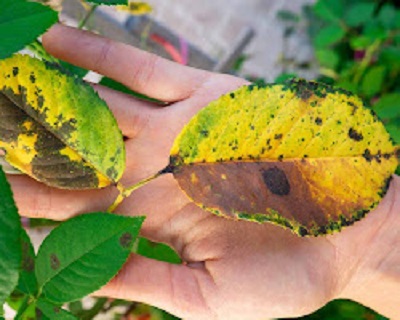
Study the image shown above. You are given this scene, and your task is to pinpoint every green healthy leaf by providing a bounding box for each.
[350,36,373,50]
[373,93,400,120]
[0,166,22,307]
[396,10,400,29]
[315,49,339,69]
[14,299,37,320]
[363,21,388,42]
[361,66,386,98]
[169,80,399,236]
[344,3,375,27]
[377,4,397,29]
[85,0,128,5]
[0,0,58,59]
[313,0,344,23]
[300,299,387,320]
[386,120,400,144]
[135,238,181,264]
[314,25,346,48]
[35,213,144,303]
[36,299,78,320]
[274,73,297,84]
[0,54,125,189]
[16,229,37,296]
[379,46,400,71]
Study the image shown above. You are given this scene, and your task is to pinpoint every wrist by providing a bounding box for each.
[332,175,400,318]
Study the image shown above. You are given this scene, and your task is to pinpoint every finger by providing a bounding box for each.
[93,84,159,139]
[8,175,118,220]
[42,24,211,102]
[94,255,215,319]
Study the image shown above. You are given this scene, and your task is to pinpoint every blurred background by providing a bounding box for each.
[18,0,399,319]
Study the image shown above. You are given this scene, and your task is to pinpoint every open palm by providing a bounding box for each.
[9,25,400,320]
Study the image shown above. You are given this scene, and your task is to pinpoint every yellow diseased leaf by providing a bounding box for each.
[170,80,399,236]
[0,54,125,189]
[116,2,152,15]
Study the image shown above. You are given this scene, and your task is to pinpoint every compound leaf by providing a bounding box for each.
[0,54,125,189]
[35,213,144,304]
[169,80,399,236]
[0,166,22,307]
[0,0,58,59]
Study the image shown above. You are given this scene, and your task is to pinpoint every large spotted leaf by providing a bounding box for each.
[169,80,399,236]
[0,54,125,189]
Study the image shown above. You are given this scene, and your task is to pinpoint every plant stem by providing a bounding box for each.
[14,296,32,320]
[78,4,98,29]
[353,39,382,85]
[108,166,173,212]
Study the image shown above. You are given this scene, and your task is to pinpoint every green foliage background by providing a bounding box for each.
[275,0,399,318]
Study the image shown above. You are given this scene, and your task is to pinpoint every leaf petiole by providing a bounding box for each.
[108,165,173,212]
[78,3,99,29]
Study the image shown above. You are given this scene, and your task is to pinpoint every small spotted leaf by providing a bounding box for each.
[169,80,399,236]
[36,299,78,320]
[35,213,144,303]
[17,229,38,296]
[0,166,21,308]
[0,54,125,189]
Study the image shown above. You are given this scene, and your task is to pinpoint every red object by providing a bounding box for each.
[150,33,186,64]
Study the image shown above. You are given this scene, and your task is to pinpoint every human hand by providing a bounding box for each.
[9,24,400,319]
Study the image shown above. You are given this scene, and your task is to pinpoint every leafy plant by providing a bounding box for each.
[0,0,399,319]
[276,0,400,318]
[278,0,400,173]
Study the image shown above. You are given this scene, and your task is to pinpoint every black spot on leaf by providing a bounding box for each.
[12,67,19,76]
[200,130,209,137]
[30,73,36,83]
[298,226,309,237]
[119,232,133,248]
[315,117,323,125]
[362,149,373,162]
[262,167,290,196]
[50,253,60,270]
[348,128,363,141]
[22,255,34,272]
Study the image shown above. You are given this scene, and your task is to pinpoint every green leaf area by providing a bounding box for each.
[17,229,38,296]
[35,213,144,304]
[37,299,78,320]
[0,166,22,307]
[135,238,181,264]
[0,0,58,59]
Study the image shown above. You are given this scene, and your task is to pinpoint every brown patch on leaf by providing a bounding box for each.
[262,167,290,195]
[50,253,60,270]
[119,232,133,248]
[173,160,369,230]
